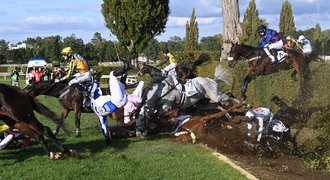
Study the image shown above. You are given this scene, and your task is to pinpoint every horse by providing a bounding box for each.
[23,79,125,137]
[169,103,246,143]
[135,65,237,136]
[228,43,310,100]
[136,63,164,84]
[136,54,210,84]
[0,84,76,159]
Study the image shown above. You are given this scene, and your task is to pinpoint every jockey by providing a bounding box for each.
[58,47,92,89]
[0,125,31,150]
[89,58,133,144]
[124,81,145,124]
[284,36,303,51]
[157,49,177,76]
[244,107,275,143]
[297,35,312,56]
[257,25,284,64]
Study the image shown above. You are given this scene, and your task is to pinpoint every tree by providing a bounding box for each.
[184,8,200,51]
[279,0,295,36]
[200,35,222,51]
[101,0,170,58]
[313,23,322,55]
[0,40,8,64]
[242,0,265,46]
[142,38,160,62]
[221,0,243,60]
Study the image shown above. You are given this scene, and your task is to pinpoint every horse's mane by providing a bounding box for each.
[143,63,162,73]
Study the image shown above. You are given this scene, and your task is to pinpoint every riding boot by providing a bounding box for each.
[270,49,278,64]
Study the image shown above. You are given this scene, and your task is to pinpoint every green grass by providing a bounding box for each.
[0,79,246,179]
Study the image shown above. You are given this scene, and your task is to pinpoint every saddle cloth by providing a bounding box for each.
[183,79,198,97]
[276,50,288,63]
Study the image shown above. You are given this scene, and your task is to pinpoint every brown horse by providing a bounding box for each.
[23,80,125,137]
[228,43,310,100]
[169,103,246,143]
[0,83,76,159]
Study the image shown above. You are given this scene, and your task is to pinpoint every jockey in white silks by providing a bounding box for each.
[297,35,312,55]
[245,107,275,142]
[89,59,132,144]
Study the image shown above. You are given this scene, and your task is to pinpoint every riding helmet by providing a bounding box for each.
[257,25,267,33]
[298,35,305,41]
[61,47,74,57]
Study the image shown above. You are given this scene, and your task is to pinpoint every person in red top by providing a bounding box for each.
[31,66,41,83]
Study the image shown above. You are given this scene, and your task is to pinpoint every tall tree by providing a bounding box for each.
[101,0,170,58]
[313,23,322,55]
[221,0,243,60]
[184,8,200,51]
[0,40,8,64]
[242,0,264,46]
[279,0,295,36]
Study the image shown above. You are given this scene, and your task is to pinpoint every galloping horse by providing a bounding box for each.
[23,80,125,137]
[0,84,75,159]
[228,43,309,100]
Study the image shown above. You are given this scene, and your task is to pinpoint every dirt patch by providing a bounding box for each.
[196,121,330,180]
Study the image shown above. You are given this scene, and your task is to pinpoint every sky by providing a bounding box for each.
[0,0,329,44]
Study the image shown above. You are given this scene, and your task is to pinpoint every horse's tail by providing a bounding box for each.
[193,54,209,67]
[30,96,71,134]
[213,64,234,86]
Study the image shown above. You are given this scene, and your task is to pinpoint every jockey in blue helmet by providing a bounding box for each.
[257,25,284,64]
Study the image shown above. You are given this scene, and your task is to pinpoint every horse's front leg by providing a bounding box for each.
[74,105,82,137]
[241,75,253,101]
[291,70,298,81]
[54,107,70,136]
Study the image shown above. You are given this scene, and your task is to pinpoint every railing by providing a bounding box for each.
[100,74,138,85]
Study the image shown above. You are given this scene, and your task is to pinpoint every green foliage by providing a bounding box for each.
[184,8,200,51]
[171,51,220,64]
[101,0,170,57]
[200,35,222,51]
[279,0,296,36]
[242,0,265,46]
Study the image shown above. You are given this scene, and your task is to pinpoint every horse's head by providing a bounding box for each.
[228,42,241,68]
[136,63,148,77]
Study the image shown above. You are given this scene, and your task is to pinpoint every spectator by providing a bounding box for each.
[10,69,20,87]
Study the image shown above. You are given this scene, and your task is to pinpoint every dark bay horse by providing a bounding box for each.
[23,80,125,137]
[137,54,210,84]
[0,84,76,159]
[228,43,309,100]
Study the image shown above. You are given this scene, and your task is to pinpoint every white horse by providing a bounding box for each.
[135,65,237,137]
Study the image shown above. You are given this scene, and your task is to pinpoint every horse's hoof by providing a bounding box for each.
[68,149,78,157]
[53,130,58,136]
[76,132,81,137]
[49,152,64,160]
